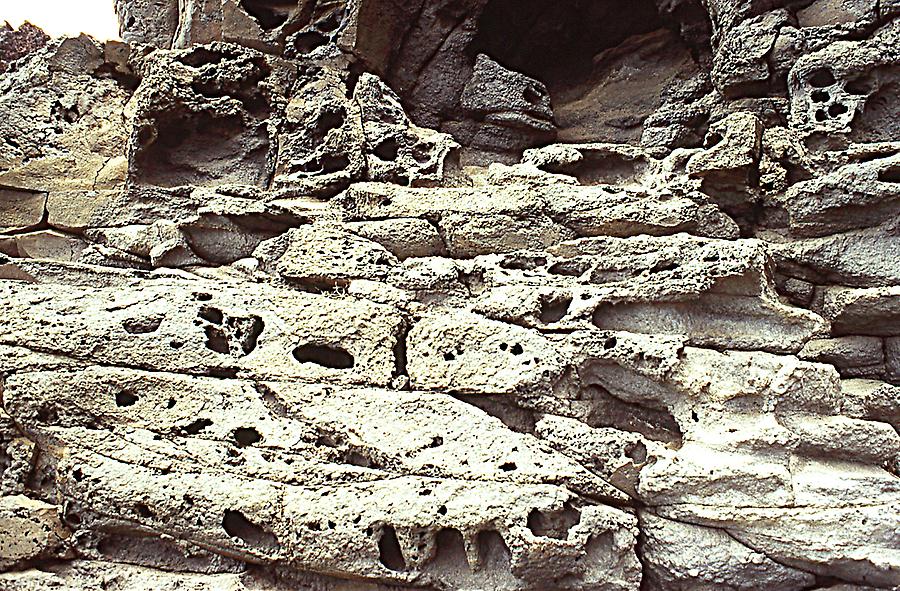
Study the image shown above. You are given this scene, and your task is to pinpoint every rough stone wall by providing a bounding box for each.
[0,0,898,588]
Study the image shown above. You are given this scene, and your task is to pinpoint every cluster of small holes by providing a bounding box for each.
[805,67,856,126]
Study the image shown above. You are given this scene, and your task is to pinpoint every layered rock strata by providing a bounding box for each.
[0,0,899,589]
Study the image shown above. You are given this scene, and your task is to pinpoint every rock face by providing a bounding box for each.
[0,0,898,588]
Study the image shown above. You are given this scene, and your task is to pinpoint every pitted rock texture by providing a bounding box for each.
[0,0,898,588]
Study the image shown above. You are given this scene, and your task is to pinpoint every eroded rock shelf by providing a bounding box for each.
[0,0,898,589]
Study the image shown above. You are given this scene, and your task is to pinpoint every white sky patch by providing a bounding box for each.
[2,0,121,41]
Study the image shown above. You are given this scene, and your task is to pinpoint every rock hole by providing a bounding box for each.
[194,292,213,301]
[810,90,829,103]
[393,324,409,378]
[182,418,213,435]
[135,503,155,519]
[36,405,58,423]
[209,366,237,379]
[510,344,524,356]
[320,154,351,174]
[234,427,262,447]
[199,306,224,325]
[411,143,433,164]
[603,336,618,349]
[315,434,339,448]
[122,316,163,334]
[476,530,511,565]
[828,103,848,117]
[539,294,572,324]
[134,110,269,188]
[500,461,517,471]
[204,326,230,354]
[52,101,79,123]
[293,344,355,369]
[548,260,587,276]
[437,505,448,515]
[879,165,900,183]
[626,441,648,463]
[581,383,683,444]
[223,509,279,549]
[294,31,328,54]
[430,528,468,569]
[526,502,581,539]
[373,137,401,161]
[315,7,344,32]
[240,0,294,29]
[443,351,456,361]
[704,131,723,148]
[649,260,679,274]
[65,511,82,526]
[115,391,139,407]
[499,254,547,270]
[815,109,827,122]
[179,48,224,67]
[524,85,544,105]
[473,0,668,102]
[230,315,265,355]
[429,436,444,448]
[378,525,407,571]
[344,450,376,467]
[845,76,874,95]
[808,68,836,88]
[313,106,346,144]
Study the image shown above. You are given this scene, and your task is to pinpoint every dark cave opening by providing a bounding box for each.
[471,0,668,93]
[442,0,701,156]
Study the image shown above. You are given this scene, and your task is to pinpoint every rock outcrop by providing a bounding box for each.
[0,0,898,589]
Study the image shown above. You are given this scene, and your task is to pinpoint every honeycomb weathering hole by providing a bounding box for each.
[292,344,355,369]
[222,509,280,549]
[378,525,407,571]
[526,502,581,540]
[114,391,139,407]
[233,427,262,447]
[240,0,295,30]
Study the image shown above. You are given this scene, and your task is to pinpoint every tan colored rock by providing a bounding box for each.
[639,511,814,591]
[0,189,46,233]
[820,285,900,336]
[407,311,566,395]
[471,234,828,353]
[336,183,738,258]
[0,495,70,570]
[12,230,87,262]
[4,365,638,589]
[3,1,900,587]
[0,277,404,386]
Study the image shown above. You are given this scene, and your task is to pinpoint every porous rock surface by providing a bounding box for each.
[0,0,898,588]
